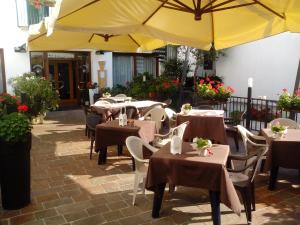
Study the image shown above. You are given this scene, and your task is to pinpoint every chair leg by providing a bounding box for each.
[251,182,256,211]
[142,177,146,195]
[90,138,94,160]
[132,174,140,206]
[239,186,252,224]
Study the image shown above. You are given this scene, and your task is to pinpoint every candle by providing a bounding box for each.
[248,77,253,88]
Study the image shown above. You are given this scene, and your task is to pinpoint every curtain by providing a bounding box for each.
[113,55,133,87]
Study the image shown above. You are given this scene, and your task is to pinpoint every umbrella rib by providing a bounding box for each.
[201,0,218,11]
[173,0,194,11]
[58,0,101,21]
[143,0,167,25]
[203,2,257,13]
[252,0,285,19]
[163,5,193,13]
[88,34,95,43]
[204,0,235,11]
[128,35,141,47]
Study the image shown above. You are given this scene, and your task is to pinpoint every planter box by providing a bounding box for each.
[0,134,32,210]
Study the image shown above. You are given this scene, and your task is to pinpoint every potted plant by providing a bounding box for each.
[271,123,287,138]
[277,88,300,112]
[0,93,20,114]
[196,76,234,104]
[10,73,60,124]
[0,104,32,210]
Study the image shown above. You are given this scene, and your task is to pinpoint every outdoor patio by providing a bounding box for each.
[1,109,299,225]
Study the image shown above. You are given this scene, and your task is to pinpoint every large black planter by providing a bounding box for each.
[0,133,31,210]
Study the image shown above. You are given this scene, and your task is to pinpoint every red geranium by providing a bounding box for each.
[17,104,29,112]
[162,82,171,89]
[295,90,300,96]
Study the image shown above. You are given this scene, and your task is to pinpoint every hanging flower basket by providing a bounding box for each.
[277,89,300,112]
[196,77,234,105]
[29,0,56,9]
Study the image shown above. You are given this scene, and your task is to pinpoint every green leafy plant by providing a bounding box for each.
[10,73,60,118]
[193,137,212,149]
[271,124,286,133]
[0,113,32,143]
[183,103,192,111]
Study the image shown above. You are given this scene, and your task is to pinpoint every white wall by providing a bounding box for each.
[91,51,113,88]
[0,1,31,93]
[216,32,300,100]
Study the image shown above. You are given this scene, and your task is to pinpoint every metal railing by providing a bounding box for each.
[190,95,299,131]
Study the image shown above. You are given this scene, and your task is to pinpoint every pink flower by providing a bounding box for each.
[199,79,204,85]
[282,88,288,92]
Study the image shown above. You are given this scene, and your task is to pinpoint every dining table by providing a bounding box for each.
[94,119,156,166]
[177,109,227,144]
[146,142,241,225]
[100,96,132,102]
[261,128,300,190]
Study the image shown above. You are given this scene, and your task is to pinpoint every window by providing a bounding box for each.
[0,49,6,93]
[15,0,50,27]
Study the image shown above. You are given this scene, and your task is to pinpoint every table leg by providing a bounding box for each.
[152,183,166,218]
[117,145,123,156]
[269,166,279,190]
[209,190,221,225]
[98,147,107,165]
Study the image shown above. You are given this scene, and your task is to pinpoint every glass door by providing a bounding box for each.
[48,60,76,106]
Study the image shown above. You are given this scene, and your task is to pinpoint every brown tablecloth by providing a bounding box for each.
[177,114,227,144]
[95,120,156,151]
[146,142,241,215]
[262,129,300,169]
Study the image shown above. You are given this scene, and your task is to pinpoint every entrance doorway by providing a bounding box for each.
[49,60,77,107]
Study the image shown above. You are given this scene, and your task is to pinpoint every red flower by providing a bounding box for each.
[171,79,180,86]
[206,77,210,82]
[295,90,300,96]
[0,97,4,102]
[162,82,171,89]
[212,88,218,94]
[227,86,235,93]
[282,88,288,92]
[199,79,204,85]
[209,81,215,84]
[17,104,29,112]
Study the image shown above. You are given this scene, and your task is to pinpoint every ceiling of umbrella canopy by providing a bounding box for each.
[42,0,300,50]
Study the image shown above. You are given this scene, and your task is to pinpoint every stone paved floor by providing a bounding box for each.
[1,110,300,225]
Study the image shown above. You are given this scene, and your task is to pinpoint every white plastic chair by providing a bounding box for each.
[237,125,267,155]
[143,107,168,133]
[154,121,189,148]
[115,93,127,97]
[125,136,158,205]
[268,118,300,129]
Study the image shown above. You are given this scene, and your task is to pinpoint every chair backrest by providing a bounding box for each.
[163,99,172,107]
[86,113,103,130]
[144,107,167,133]
[171,121,189,139]
[237,125,254,154]
[245,139,269,183]
[268,118,300,129]
[141,103,164,116]
[126,136,156,172]
[164,107,177,120]
[115,93,127,98]
[103,98,117,103]
[125,106,139,119]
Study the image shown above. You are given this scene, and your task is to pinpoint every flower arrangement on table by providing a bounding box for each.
[191,137,213,156]
[196,77,234,102]
[181,103,192,114]
[271,123,287,138]
[277,88,300,111]
[102,92,111,98]
[29,0,56,9]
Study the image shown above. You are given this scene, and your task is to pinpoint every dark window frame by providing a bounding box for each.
[0,48,7,93]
